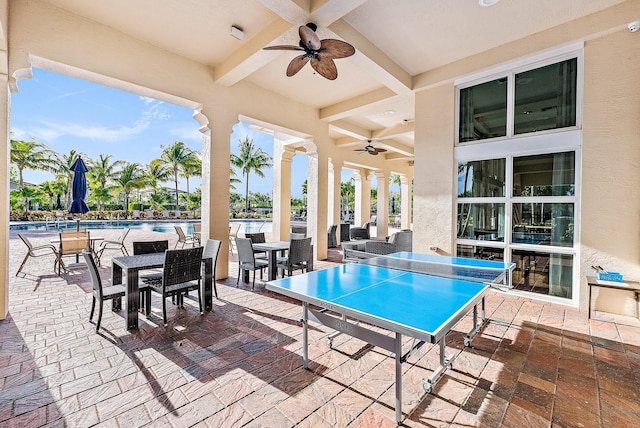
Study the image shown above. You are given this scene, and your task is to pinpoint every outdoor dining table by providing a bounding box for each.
[252,241,314,281]
[111,252,214,330]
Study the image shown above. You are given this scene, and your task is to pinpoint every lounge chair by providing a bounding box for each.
[131,210,141,220]
[16,234,59,276]
[174,210,182,219]
[162,210,171,219]
[144,209,155,219]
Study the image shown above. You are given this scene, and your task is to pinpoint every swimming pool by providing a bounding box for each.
[10,219,273,235]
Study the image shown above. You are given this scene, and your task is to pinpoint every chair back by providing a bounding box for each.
[174,226,187,241]
[133,240,169,255]
[229,223,241,237]
[235,237,256,264]
[82,250,103,299]
[291,226,307,236]
[18,233,34,251]
[59,230,91,256]
[203,239,222,275]
[389,230,413,252]
[288,237,312,266]
[194,223,202,233]
[116,228,130,243]
[290,233,306,240]
[132,210,141,219]
[245,232,266,244]
[162,246,203,287]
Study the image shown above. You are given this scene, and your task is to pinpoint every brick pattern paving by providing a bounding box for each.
[1,229,640,426]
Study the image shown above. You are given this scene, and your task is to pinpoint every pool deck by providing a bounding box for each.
[2,229,639,426]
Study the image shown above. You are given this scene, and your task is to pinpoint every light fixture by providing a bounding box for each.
[628,21,640,33]
[479,0,500,6]
[383,109,396,116]
[230,25,244,40]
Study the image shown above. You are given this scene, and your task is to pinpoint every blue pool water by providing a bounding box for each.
[10,219,272,235]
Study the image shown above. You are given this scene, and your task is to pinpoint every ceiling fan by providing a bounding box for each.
[263,23,355,80]
[354,140,388,156]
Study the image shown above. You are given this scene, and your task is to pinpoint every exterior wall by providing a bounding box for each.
[580,29,640,315]
[413,19,640,315]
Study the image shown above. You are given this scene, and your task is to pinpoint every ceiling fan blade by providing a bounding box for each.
[263,45,305,51]
[354,148,368,152]
[320,39,356,59]
[373,148,388,153]
[286,55,310,77]
[299,25,321,50]
[310,56,338,80]
[369,151,379,155]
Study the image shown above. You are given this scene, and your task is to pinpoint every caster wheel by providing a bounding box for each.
[464,337,471,347]
[423,381,433,394]
[326,338,333,349]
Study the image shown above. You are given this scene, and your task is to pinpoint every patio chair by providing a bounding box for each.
[277,236,312,278]
[327,224,338,248]
[193,223,202,245]
[245,232,267,259]
[133,240,169,311]
[16,233,59,276]
[350,222,371,240]
[162,210,171,219]
[174,210,182,219]
[131,210,141,219]
[291,226,307,236]
[144,209,155,219]
[146,246,204,326]
[228,223,241,254]
[290,233,306,240]
[57,230,91,275]
[82,250,125,333]
[95,228,130,265]
[174,225,198,248]
[203,239,222,299]
[235,237,268,289]
[364,230,413,255]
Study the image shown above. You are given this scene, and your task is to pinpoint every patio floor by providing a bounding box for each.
[2,229,640,427]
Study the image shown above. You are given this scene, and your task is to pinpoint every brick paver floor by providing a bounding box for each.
[2,228,639,426]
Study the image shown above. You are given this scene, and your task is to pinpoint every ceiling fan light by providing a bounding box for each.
[479,0,500,6]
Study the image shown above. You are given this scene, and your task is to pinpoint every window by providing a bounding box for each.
[456,151,578,301]
[457,56,579,144]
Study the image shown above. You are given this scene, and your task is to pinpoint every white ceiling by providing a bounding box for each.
[40,0,627,158]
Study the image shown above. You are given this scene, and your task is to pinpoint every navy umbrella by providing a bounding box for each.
[69,156,89,230]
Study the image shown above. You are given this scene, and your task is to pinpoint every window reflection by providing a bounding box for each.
[459,78,507,142]
[513,152,575,197]
[457,203,505,241]
[512,203,574,247]
[457,159,505,197]
[457,244,504,262]
[512,250,573,298]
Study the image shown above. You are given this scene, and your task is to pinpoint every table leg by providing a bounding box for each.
[395,332,402,425]
[126,269,139,331]
[268,249,278,281]
[302,303,309,369]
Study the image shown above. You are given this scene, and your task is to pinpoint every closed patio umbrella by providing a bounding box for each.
[55,193,63,210]
[68,156,89,231]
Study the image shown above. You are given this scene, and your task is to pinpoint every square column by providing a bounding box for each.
[273,139,294,240]
[354,170,371,227]
[375,171,389,239]
[400,173,413,229]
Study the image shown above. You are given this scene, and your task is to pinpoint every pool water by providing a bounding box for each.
[10,219,272,235]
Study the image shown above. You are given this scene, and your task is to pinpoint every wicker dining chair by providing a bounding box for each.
[82,250,125,333]
[244,232,267,259]
[276,237,312,278]
[203,239,222,299]
[235,237,268,289]
[146,246,204,326]
[133,240,169,313]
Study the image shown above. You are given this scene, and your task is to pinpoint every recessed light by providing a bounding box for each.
[230,25,244,40]
[479,0,500,6]
[383,110,396,116]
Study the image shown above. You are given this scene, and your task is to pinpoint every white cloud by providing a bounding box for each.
[37,119,149,142]
[169,125,202,142]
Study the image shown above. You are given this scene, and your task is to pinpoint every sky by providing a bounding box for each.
[10,68,311,199]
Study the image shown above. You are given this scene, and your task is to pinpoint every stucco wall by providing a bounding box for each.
[580,29,640,315]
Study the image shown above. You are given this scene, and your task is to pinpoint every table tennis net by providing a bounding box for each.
[359,255,509,285]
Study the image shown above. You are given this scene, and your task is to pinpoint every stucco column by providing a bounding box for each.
[353,170,371,227]
[272,137,294,240]
[201,107,235,279]
[0,74,9,319]
[304,139,328,260]
[400,172,413,229]
[375,171,389,238]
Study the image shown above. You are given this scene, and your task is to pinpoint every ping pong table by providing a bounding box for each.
[266,251,514,424]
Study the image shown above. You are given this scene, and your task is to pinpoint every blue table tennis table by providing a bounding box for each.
[266,252,514,424]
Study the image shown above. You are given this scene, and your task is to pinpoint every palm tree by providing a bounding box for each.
[160,141,198,210]
[10,139,57,186]
[38,181,58,210]
[114,163,146,218]
[180,155,201,204]
[87,154,124,211]
[230,167,242,191]
[230,137,272,213]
